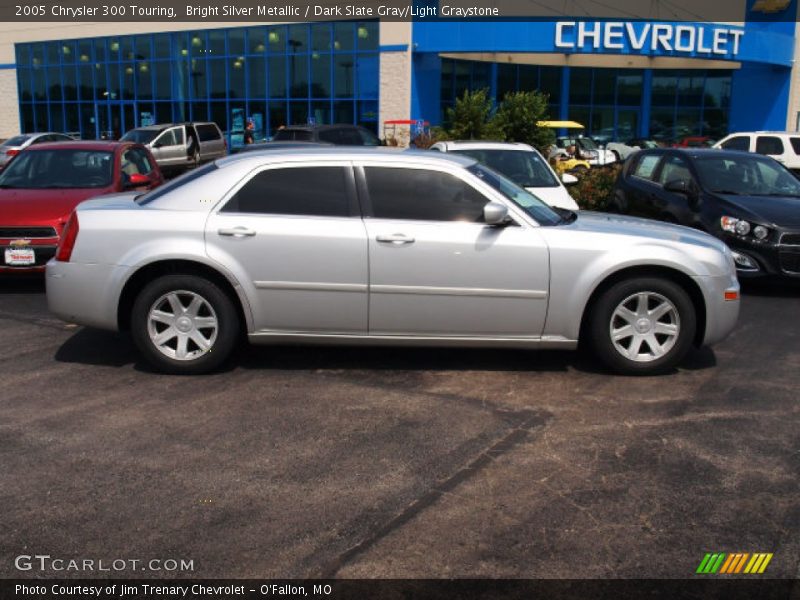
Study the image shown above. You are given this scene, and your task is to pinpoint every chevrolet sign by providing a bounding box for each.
[751,0,791,13]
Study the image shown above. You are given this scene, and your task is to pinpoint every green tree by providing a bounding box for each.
[444,88,503,140]
[492,90,555,154]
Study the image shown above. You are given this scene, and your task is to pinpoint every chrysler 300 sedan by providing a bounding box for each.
[46,149,740,375]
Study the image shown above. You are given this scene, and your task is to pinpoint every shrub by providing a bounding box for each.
[492,91,554,154]
[444,88,504,141]
[569,164,622,211]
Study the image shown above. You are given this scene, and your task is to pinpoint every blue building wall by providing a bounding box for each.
[410,8,796,139]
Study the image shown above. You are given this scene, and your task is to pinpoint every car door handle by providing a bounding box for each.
[376,234,415,245]
[218,227,256,238]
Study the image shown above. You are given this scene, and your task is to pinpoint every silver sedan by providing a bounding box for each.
[46,149,740,375]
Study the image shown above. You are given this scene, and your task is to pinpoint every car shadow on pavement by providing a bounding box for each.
[0,275,45,294]
[741,279,800,297]
[54,329,717,376]
[54,328,144,369]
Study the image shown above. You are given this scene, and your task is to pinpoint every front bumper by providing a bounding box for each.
[696,273,740,347]
[46,260,125,330]
[724,233,800,279]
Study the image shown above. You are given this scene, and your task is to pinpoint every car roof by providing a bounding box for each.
[435,141,535,151]
[639,147,767,160]
[23,140,130,151]
[278,124,365,131]
[216,147,477,168]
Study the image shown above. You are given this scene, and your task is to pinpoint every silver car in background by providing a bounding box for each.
[46,149,740,375]
[0,132,74,168]
[120,122,226,173]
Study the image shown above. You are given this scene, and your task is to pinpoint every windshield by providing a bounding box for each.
[695,155,800,197]
[136,162,217,205]
[452,149,559,188]
[2,135,30,147]
[467,164,563,226]
[120,129,160,145]
[0,149,113,189]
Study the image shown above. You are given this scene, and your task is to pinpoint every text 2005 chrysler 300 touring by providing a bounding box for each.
[46,149,740,375]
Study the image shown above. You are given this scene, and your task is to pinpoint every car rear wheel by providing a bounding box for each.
[131,274,240,374]
[589,277,696,375]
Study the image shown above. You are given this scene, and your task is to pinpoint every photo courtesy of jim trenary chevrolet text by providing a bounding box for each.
[0,0,799,598]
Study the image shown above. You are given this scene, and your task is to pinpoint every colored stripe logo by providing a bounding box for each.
[696,553,773,574]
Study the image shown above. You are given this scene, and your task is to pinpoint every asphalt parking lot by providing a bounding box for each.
[1,277,798,580]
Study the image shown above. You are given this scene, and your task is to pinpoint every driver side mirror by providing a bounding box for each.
[664,179,690,195]
[561,173,578,186]
[125,173,150,188]
[484,202,511,226]
[152,141,163,149]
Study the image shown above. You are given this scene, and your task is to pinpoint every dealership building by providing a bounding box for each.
[0,1,799,145]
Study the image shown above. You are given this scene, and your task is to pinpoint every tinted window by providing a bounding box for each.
[222,167,349,217]
[756,136,784,156]
[468,164,562,226]
[0,149,113,189]
[632,154,661,180]
[272,129,313,142]
[658,156,692,185]
[791,138,800,155]
[365,167,488,222]
[121,129,161,145]
[197,124,221,142]
[695,155,800,196]
[357,128,381,146]
[452,149,559,188]
[2,135,30,146]
[720,136,750,151]
[318,129,344,144]
[336,128,364,145]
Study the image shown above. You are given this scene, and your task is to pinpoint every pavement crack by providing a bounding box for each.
[316,409,551,578]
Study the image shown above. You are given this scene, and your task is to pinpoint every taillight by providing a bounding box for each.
[5,149,19,157]
[55,212,79,262]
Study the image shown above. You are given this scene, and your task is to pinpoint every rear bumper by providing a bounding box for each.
[46,260,124,330]
[696,273,740,347]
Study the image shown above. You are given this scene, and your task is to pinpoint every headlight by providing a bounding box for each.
[720,216,741,233]
[720,216,770,240]
[735,220,751,235]
[720,216,750,235]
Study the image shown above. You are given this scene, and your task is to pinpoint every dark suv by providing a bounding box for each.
[271,124,382,146]
[612,148,800,279]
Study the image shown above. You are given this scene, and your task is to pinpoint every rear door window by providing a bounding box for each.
[197,124,221,142]
[755,136,785,156]
[221,167,351,217]
[790,138,800,155]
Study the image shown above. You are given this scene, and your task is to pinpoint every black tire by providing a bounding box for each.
[589,277,696,375]
[130,274,240,375]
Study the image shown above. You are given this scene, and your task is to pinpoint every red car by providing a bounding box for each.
[672,136,715,148]
[0,141,163,273]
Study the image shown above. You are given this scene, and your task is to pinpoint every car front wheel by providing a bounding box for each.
[589,277,696,375]
[131,274,240,374]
